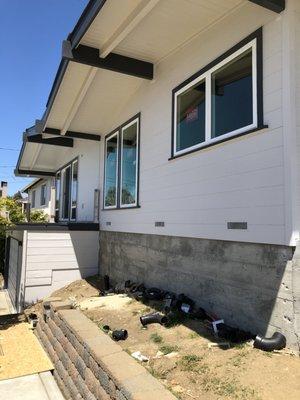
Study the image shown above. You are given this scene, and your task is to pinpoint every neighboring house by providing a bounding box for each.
[21,178,54,221]
[0,181,8,219]
[0,181,8,199]
[6,0,300,350]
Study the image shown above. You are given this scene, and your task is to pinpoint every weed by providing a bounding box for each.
[228,351,248,368]
[189,332,199,339]
[141,306,151,314]
[150,333,163,343]
[169,387,183,399]
[263,352,273,358]
[147,365,168,380]
[178,354,206,373]
[202,375,260,399]
[159,344,179,355]
[127,299,135,305]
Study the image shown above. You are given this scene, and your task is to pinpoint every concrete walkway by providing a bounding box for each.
[0,290,14,316]
[0,372,64,400]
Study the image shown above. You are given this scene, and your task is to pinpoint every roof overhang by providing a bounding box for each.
[21,178,43,194]
[16,0,285,177]
[40,0,285,137]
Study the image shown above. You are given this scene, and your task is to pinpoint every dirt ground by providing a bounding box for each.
[0,315,53,380]
[48,278,300,400]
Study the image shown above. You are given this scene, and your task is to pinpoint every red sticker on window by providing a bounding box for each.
[186,107,198,123]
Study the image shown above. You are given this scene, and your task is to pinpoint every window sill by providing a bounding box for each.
[169,125,268,161]
[102,205,141,211]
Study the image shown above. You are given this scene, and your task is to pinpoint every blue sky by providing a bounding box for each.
[0,0,88,195]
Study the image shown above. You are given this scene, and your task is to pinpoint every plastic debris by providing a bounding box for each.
[131,351,149,362]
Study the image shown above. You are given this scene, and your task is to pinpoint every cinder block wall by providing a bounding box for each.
[36,300,176,400]
[100,231,300,351]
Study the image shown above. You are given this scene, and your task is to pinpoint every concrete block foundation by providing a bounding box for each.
[100,231,300,352]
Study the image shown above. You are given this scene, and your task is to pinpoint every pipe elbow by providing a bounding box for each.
[254,332,286,352]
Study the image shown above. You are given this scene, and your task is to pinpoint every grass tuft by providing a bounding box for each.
[150,333,163,343]
[159,344,179,355]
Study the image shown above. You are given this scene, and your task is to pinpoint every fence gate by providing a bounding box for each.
[7,238,22,311]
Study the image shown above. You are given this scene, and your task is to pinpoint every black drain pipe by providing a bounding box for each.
[254,332,286,351]
[140,312,168,326]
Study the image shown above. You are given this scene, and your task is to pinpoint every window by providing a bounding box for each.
[55,158,78,221]
[55,172,61,221]
[40,183,47,206]
[71,160,78,220]
[121,120,139,207]
[104,115,140,209]
[104,132,118,208]
[31,190,36,208]
[172,29,263,157]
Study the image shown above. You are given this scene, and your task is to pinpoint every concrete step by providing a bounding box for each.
[39,371,65,400]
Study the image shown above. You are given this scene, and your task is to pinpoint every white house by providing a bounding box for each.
[7,0,300,351]
[21,177,54,221]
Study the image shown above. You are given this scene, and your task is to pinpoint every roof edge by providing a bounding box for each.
[68,0,107,49]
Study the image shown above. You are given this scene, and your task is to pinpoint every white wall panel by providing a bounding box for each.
[98,6,288,245]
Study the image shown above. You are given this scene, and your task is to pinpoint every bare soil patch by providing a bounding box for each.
[51,278,300,400]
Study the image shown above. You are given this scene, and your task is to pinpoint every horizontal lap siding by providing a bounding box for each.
[99,6,287,245]
[294,2,300,236]
[24,231,99,289]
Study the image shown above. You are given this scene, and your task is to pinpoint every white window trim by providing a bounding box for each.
[104,131,119,210]
[40,183,47,206]
[173,39,257,157]
[120,118,139,208]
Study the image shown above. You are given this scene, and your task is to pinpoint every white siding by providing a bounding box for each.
[54,140,101,222]
[99,6,287,245]
[23,231,99,304]
[294,0,300,241]
[28,178,52,218]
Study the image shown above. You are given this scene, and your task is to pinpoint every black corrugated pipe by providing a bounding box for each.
[112,329,128,341]
[140,312,168,326]
[253,332,286,351]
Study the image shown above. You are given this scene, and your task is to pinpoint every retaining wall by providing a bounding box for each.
[100,231,300,352]
[36,299,176,400]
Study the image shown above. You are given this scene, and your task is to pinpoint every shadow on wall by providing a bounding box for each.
[99,231,299,349]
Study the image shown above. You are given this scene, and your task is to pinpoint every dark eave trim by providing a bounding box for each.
[26,133,74,147]
[44,58,69,117]
[9,222,99,232]
[68,0,107,49]
[62,40,154,80]
[44,127,101,141]
[15,169,56,177]
[248,0,285,13]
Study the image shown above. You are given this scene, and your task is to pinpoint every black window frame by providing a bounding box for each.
[55,157,79,222]
[103,113,141,210]
[170,28,267,160]
[31,189,36,208]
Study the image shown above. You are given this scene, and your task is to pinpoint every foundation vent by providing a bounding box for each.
[227,222,247,230]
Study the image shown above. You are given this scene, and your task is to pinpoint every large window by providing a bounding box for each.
[104,132,118,208]
[40,183,47,206]
[31,190,36,208]
[71,160,78,220]
[55,172,61,221]
[104,115,140,209]
[172,30,263,158]
[55,159,78,221]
